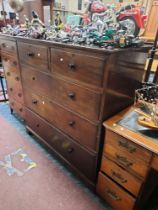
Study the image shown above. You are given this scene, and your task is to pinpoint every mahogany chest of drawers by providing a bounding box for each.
[0,34,148,188]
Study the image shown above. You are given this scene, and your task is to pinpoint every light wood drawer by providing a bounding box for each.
[1,54,19,75]
[25,108,97,182]
[21,66,102,122]
[18,42,49,72]
[6,73,24,104]
[24,90,99,152]
[51,47,106,87]
[0,39,17,55]
[9,97,25,119]
[97,172,135,210]
[104,130,151,164]
[101,156,142,196]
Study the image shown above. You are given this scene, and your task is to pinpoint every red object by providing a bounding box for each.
[91,1,107,13]
[118,7,147,29]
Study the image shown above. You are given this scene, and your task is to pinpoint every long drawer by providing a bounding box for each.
[97,172,135,210]
[51,47,106,87]
[21,65,102,122]
[24,90,99,152]
[18,42,49,72]
[25,108,97,182]
[101,156,142,196]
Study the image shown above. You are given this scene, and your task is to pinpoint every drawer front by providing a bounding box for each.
[9,97,25,119]
[18,42,49,72]
[0,39,17,55]
[5,73,24,104]
[101,156,142,196]
[21,66,102,121]
[97,172,135,210]
[51,48,105,87]
[104,130,151,164]
[104,141,149,178]
[24,91,98,152]
[25,108,97,182]
[2,55,20,75]
[152,155,158,171]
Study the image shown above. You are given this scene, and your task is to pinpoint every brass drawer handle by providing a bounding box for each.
[32,76,36,80]
[2,43,6,48]
[68,92,75,99]
[9,88,13,91]
[67,148,74,153]
[118,140,136,153]
[111,170,127,183]
[32,99,38,104]
[116,154,133,168]
[36,124,40,128]
[68,63,76,70]
[105,189,121,201]
[68,121,75,127]
[27,52,34,57]
[19,108,23,112]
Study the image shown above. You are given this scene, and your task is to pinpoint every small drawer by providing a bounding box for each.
[2,55,20,75]
[9,97,25,119]
[24,91,99,152]
[51,47,106,87]
[104,130,151,164]
[101,156,142,196]
[21,66,102,122]
[18,42,49,72]
[0,40,17,55]
[97,172,135,210]
[25,108,97,182]
[152,155,158,171]
[5,73,24,104]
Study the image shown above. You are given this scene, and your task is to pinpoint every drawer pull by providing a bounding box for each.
[32,76,36,80]
[68,92,75,99]
[27,52,34,57]
[67,148,74,153]
[68,121,75,127]
[18,93,22,97]
[105,189,121,201]
[15,76,20,81]
[2,43,6,48]
[68,63,76,70]
[19,108,23,112]
[6,72,10,76]
[116,154,133,168]
[13,61,17,66]
[32,99,38,104]
[111,170,127,183]
[36,124,40,128]
[9,88,13,91]
[119,140,136,153]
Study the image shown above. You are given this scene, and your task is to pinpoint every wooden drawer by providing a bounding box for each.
[2,54,20,75]
[152,155,158,171]
[21,66,102,122]
[25,108,97,182]
[104,130,151,164]
[24,91,99,152]
[0,39,17,55]
[9,97,25,119]
[51,48,106,87]
[18,42,49,72]
[101,156,142,196]
[97,172,135,210]
[104,141,150,178]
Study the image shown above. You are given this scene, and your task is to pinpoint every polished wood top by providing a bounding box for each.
[103,106,158,155]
